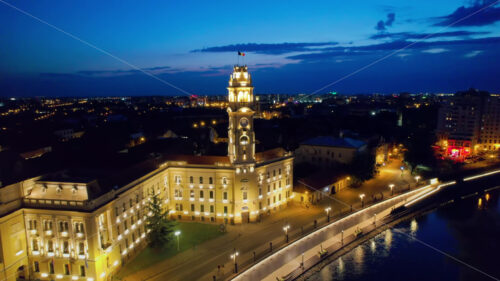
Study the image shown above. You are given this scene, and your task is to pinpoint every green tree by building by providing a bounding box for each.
[145,191,175,249]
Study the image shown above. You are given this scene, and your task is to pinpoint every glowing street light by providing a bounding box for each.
[389,184,395,196]
[325,207,332,222]
[283,225,291,243]
[174,231,181,251]
[359,194,365,208]
[231,249,239,273]
[414,176,421,184]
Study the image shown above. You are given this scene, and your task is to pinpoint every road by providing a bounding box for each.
[120,158,417,281]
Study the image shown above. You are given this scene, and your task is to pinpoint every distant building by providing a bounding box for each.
[295,136,367,167]
[436,89,500,160]
[0,66,294,281]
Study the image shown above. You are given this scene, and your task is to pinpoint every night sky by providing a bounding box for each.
[1,0,500,96]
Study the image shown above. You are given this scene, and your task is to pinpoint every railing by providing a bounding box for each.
[23,198,89,210]
[216,184,422,281]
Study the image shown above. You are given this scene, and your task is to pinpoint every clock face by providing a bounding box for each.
[239,118,249,128]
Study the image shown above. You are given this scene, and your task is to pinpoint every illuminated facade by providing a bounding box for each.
[436,89,500,160]
[0,65,293,281]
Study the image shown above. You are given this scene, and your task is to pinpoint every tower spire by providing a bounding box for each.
[227,65,255,164]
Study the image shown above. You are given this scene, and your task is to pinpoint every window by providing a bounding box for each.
[175,175,181,184]
[32,239,39,251]
[199,177,203,184]
[44,220,52,231]
[190,190,195,199]
[116,225,121,235]
[175,189,182,198]
[28,219,37,230]
[124,221,128,230]
[49,262,54,274]
[273,183,276,190]
[79,243,85,255]
[273,196,276,203]
[129,199,133,208]
[243,192,247,200]
[209,191,214,199]
[209,177,213,184]
[175,204,183,211]
[222,177,228,185]
[210,205,214,213]
[115,207,119,217]
[64,264,70,275]
[34,261,40,272]
[273,170,276,177]
[191,204,195,212]
[136,194,140,203]
[122,203,126,212]
[200,190,204,199]
[48,240,54,252]
[267,198,270,205]
[224,206,228,214]
[267,185,270,192]
[201,205,205,212]
[189,176,193,184]
[279,181,282,188]
[63,241,69,254]
[279,168,281,175]
[279,194,282,201]
[80,265,86,277]
[259,188,262,196]
[223,192,228,200]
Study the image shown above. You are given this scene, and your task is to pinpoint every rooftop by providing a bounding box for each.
[301,136,366,149]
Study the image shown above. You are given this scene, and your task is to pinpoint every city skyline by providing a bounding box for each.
[1,0,500,96]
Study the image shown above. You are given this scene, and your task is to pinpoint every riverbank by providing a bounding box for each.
[294,171,500,281]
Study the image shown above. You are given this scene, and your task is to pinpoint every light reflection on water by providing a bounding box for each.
[306,188,500,281]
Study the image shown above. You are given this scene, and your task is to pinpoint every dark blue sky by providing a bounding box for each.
[1,0,499,96]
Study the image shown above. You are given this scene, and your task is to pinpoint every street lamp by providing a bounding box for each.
[230,249,239,273]
[174,231,181,251]
[359,194,365,208]
[389,184,394,196]
[325,207,331,222]
[415,176,421,184]
[283,225,290,243]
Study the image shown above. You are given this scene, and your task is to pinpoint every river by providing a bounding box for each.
[306,187,500,281]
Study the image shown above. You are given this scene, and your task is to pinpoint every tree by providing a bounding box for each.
[145,191,175,249]
[348,152,376,186]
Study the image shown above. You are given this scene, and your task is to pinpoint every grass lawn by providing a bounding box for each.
[115,222,224,278]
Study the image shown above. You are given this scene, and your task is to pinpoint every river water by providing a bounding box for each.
[306,187,500,281]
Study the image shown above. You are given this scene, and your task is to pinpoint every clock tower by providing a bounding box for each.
[227,65,255,166]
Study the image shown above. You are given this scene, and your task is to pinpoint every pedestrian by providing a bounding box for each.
[213,275,216,281]
[218,265,220,273]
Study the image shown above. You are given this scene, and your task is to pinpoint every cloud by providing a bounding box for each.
[286,36,500,62]
[386,13,396,26]
[422,48,449,54]
[465,50,483,57]
[370,30,490,40]
[433,0,500,27]
[192,42,337,55]
[375,12,396,31]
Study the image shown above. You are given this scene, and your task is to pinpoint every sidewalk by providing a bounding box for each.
[120,159,419,281]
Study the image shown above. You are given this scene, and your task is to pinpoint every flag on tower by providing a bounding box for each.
[238,51,245,56]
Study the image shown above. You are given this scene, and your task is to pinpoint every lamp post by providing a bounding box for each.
[283,225,290,243]
[359,194,365,208]
[389,184,394,196]
[231,249,239,273]
[174,231,181,251]
[325,207,331,222]
[415,176,421,185]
